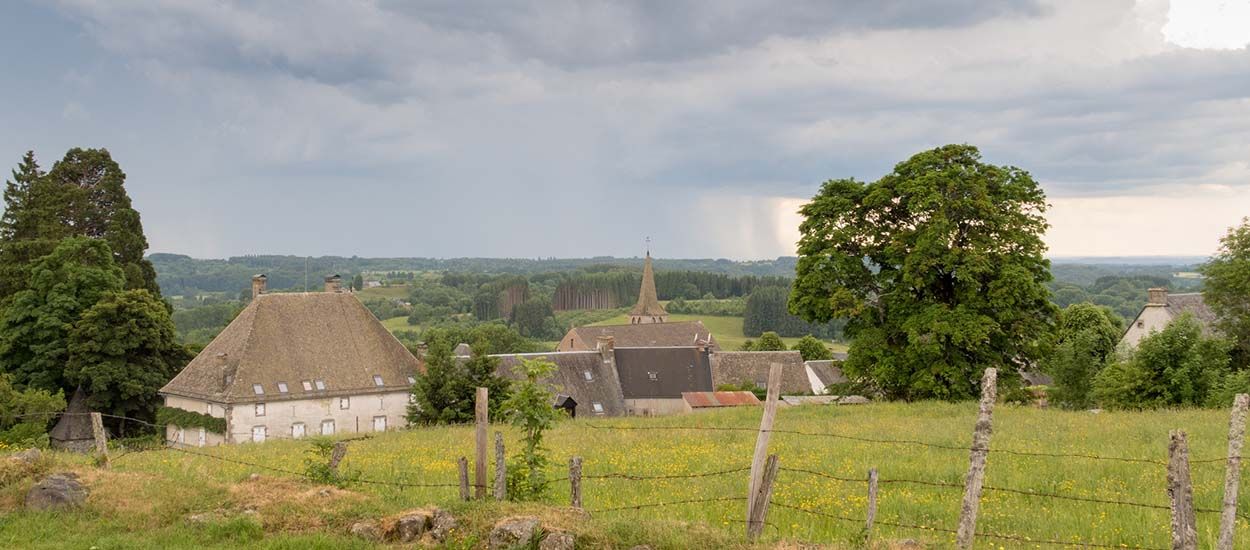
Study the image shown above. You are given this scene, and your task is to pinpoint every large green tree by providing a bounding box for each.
[66,289,190,430]
[791,145,1057,400]
[1043,303,1122,408]
[1201,217,1250,368]
[0,148,159,301]
[0,237,125,393]
[0,151,47,302]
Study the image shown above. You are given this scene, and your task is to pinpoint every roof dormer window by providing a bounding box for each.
[373,375,384,387]
[301,380,312,391]
[407,376,416,384]
[583,370,593,381]
[252,383,264,395]
[314,379,326,391]
[277,382,288,393]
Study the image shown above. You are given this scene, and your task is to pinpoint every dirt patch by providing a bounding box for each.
[226,476,372,532]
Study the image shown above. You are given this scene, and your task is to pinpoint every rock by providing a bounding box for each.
[317,488,332,497]
[25,473,88,511]
[10,448,41,464]
[1089,408,1104,414]
[430,509,458,542]
[488,516,540,549]
[539,530,575,550]
[387,511,432,542]
[247,473,261,481]
[349,521,381,541]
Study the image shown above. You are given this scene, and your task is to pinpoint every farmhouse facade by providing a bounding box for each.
[159,275,422,445]
[1120,288,1218,348]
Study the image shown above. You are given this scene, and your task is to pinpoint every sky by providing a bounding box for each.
[1,0,1248,260]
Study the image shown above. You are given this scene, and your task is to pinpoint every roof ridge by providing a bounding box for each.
[227,299,264,396]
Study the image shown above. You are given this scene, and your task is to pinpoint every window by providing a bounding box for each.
[321,419,335,435]
[224,374,234,386]
[583,370,593,381]
[252,383,264,395]
[647,372,658,381]
[291,423,305,439]
[251,425,267,443]
[373,416,387,432]
[277,382,288,393]
[591,402,605,414]
[255,403,266,417]
[315,379,326,391]
[1137,320,1145,328]
[340,396,350,410]
[301,380,313,391]
[407,376,416,384]
[408,393,416,404]
[373,375,384,387]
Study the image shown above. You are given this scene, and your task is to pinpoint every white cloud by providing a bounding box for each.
[1162,0,1250,50]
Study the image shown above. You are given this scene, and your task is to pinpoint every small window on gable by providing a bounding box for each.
[647,372,658,381]
[277,382,288,393]
[373,375,384,387]
[255,403,265,416]
[592,402,604,414]
[224,374,234,386]
[252,383,264,395]
[315,379,326,391]
[1137,320,1145,328]
[407,376,416,384]
[340,397,350,410]
[301,380,313,391]
[583,370,593,381]
[408,393,416,404]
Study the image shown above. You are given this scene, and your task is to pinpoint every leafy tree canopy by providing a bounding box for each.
[791,144,1057,400]
[754,331,787,351]
[793,335,833,361]
[1201,217,1250,368]
[1043,303,1121,408]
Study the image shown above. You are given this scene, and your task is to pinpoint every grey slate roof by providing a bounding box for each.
[710,351,810,395]
[565,321,720,351]
[49,387,94,443]
[491,351,627,416]
[804,360,848,388]
[1164,293,1218,335]
[161,292,422,404]
[614,347,713,399]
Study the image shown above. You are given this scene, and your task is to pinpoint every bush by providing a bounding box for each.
[754,332,786,351]
[502,357,561,501]
[302,438,360,488]
[1092,314,1232,409]
[793,335,832,361]
[1044,303,1121,409]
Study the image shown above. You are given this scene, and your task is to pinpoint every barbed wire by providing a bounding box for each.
[769,501,1170,550]
[586,496,747,514]
[582,466,752,481]
[165,444,460,488]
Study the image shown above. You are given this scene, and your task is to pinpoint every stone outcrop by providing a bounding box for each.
[539,530,575,550]
[488,516,540,549]
[349,520,381,541]
[386,510,433,542]
[430,509,458,542]
[25,473,88,510]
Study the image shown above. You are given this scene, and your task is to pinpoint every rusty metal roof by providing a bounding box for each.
[681,391,760,408]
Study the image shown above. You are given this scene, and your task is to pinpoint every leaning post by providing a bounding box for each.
[956,367,996,549]
[747,363,783,522]
[746,454,779,542]
[475,387,488,499]
[1218,393,1249,550]
[90,412,109,468]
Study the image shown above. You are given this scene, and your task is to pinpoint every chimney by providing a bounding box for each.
[1148,287,1168,306]
[251,274,267,299]
[324,274,343,293]
[596,335,615,363]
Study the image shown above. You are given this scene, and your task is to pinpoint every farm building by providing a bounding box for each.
[804,360,847,395]
[490,338,628,417]
[1120,288,1218,348]
[614,345,715,415]
[709,350,810,395]
[159,274,422,445]
[682,391,760,412]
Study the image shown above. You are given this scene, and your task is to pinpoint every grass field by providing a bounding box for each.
[355,285,412,302]
[589,313,848,353]
[3,403,1245,548]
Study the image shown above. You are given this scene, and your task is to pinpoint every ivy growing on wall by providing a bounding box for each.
[156,406,226,434]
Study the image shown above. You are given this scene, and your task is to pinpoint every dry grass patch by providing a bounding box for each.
[227,475,375,532]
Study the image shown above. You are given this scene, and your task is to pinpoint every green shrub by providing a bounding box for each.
[302,438,359,488]
[502,357,560,501]
[156,406,226,434]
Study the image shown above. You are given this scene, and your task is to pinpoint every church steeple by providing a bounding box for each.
[629,245,668,324]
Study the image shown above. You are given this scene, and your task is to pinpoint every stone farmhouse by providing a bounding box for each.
[1120,288,1217,348]
[159,275,422,445]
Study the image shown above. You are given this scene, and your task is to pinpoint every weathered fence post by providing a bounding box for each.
[866,468,879,542]
[494,431,507,501]
[747,454,779,541]
[1218,394,1249,550]
[956,367,996,550]
[747,362,783,522]
[475,387,488,499]
[328,441,348,473]
[570,456,583,509]
[1168,430,1197,550]
[90,412,109,468]
[458,457,470,501]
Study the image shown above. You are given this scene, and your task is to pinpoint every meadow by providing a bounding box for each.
[2,402,1246,549]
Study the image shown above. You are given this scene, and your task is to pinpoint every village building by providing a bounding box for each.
[681,391,760,412]
[709,350,811,395]
[803,360,848,395]
[158,274,422,445]
[48,388,95,452]
[1120,288,1218,348]
[557,321,718,352]
[630,251,669,324]
[490,337,628,417]
[614,345,714,415]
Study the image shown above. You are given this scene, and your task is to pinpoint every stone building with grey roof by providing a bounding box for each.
[159,275,422,445]
[709,350,810,395]
[1120,288,1219,349]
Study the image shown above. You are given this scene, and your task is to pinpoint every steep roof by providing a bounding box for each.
[614,346,714,399]
[1164,293,1218,334]
[804,360,848,388]
[161,292,421,404]
[629,252,668,317]
[566,321,720,351]
[49,387,94,442]
[710,351,810,395]
[491,351,627,416]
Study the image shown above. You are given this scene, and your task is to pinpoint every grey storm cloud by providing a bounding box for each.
[2,0,1247,259]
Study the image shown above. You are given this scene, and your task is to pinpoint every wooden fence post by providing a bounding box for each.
[747,454,779,541]
[570,456,583,509]
[475,387,488,499]
[1218,394,1249,550]
[494,431,507,501]
[328,441,348,473]
[90,412,109,468]
[747,363,783,522]
[1168,430,1197,550]
[866,468,879,542]
[458,457,470,501]
[956,367,996,550]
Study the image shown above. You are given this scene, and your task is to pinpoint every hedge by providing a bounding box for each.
[155,406,226,434]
